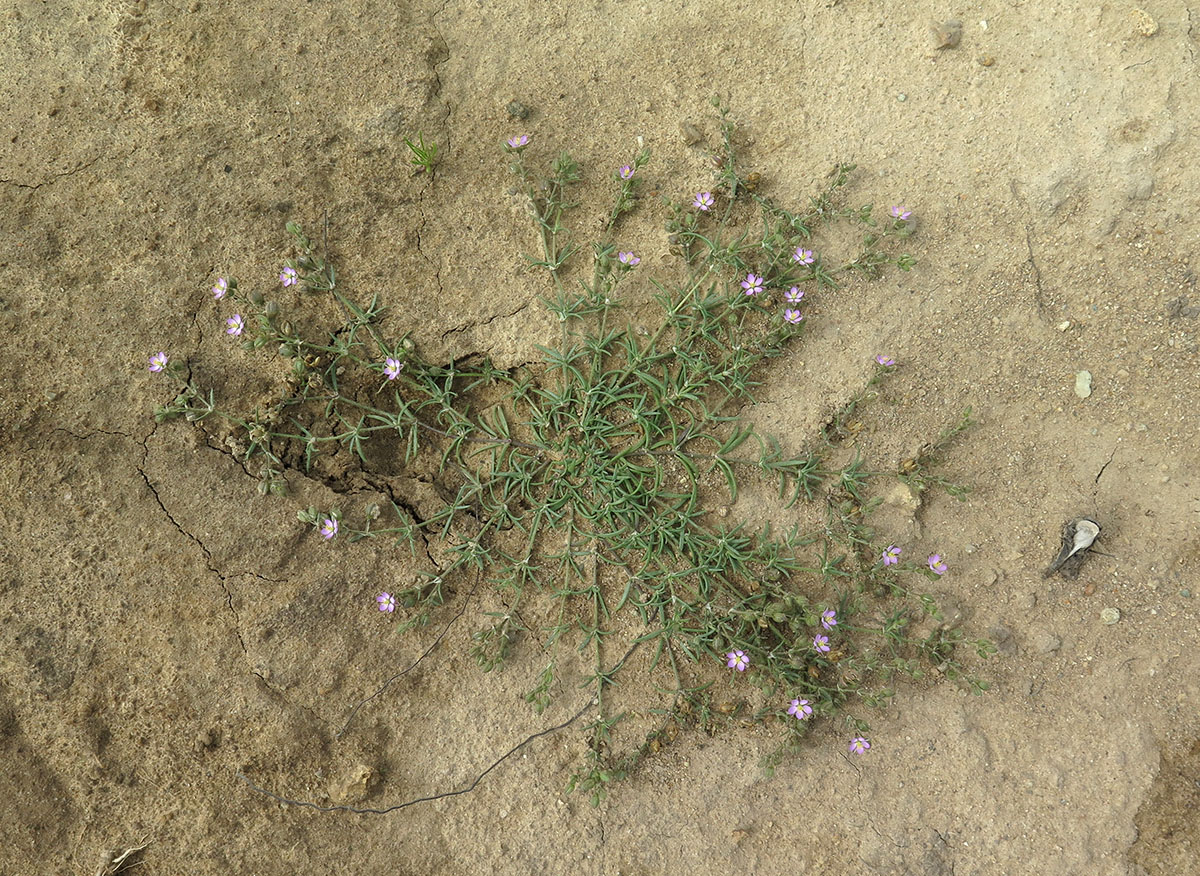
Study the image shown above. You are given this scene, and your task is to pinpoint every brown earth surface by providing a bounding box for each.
[2,2,1199,874]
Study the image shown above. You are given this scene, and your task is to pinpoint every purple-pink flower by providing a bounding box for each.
[875,354,896,367]
[377,592,396,613]
[384,357,403,380]
[849,736,871,754]
[788,698,813,720]
[928,554,948,575]
[280,266,298,287]
[890,206,911,221]
[792,247,815,265]
[320,517,338,540]
[618,164,634,180]
[148,352,168,373]
[212,278,228,300]
[813,634,830,654]
[882,544,901,566]
[726,650,749,672]
[618,251,640,267]
[740,273,763,296]
[225,314,244,337]
[694,192,714,211]
[506,134,529,150]
[785,287,804,305]
[784,309,803,325]
[821,609,838,630]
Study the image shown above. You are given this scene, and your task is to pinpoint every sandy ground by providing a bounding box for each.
[2,1,1199,874]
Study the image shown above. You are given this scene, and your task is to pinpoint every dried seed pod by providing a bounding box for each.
[1043,517,1101,578]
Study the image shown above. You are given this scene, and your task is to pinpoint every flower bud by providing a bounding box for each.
[278,343,294,358]
[264,301,280,318]
[249,289,264,306]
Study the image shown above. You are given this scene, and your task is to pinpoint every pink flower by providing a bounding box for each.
[740,273,763,296]
[788,698,812,720]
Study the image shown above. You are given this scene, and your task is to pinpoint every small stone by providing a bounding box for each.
[931,20,962,49]
[1131,8,1158,37]
[1100,607,1121,625]
[1181,589,1192,598]
[988,624,1018,656]
[1057,320,1071,331]
[506,100,529,120]
[328,763,374,804]
[1032,631,1062,653]
[978,54,995,67]
[680,122,703,146]
[1074,370,1093,398]
[884,482,922,512]
[897,93,907,102]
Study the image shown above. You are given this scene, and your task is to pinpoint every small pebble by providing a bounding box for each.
[1074,370,1093,399]
[507,100,529,120]
[978,54,995,67]
[1131,8,1158,37]
[932,20,962,49]
[1100,607,1121,625]
[1033,631,1062,654]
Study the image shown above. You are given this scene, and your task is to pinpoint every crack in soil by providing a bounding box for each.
[438,298,533,343]
[2,152,108,191]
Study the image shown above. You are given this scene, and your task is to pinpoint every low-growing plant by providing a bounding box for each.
[150,99,992,806]
[403,131,439,175]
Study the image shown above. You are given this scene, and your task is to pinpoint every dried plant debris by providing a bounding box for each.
[95,838,151,876]
[1043,517,1101,579]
